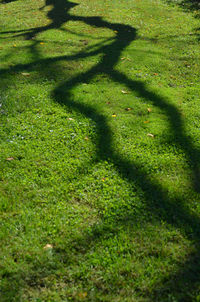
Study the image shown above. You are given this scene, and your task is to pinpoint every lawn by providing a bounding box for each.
[1,0,200,301]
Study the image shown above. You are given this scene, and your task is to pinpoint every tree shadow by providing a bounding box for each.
[1,0,18,3]
[1,0,200,301]
[179,0,200,11]
[165,0,200,40]
[166,0,200,11]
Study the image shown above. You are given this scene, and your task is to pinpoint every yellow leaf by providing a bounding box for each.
[147,133,154,138]
[121,57,131,61]
[112,114,117,117]
[121,90,129,94]
[21,72,30,76]
[43,244,53,250]
[6,157,14,161]
[144,120,149,124]
[78,292,87,299]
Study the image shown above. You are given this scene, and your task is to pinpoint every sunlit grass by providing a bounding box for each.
[1,0,200,301]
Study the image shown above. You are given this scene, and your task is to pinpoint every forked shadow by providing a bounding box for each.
[1,0,200,301]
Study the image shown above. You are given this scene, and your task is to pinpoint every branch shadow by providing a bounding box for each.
[1,0,18,3]
[166,0,200,40]
[1,0,200,301]
[165,0,200,12]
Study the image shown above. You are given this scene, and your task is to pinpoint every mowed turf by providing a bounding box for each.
[1,0,200,301]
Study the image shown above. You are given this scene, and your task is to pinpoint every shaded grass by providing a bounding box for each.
[1,0,200,301]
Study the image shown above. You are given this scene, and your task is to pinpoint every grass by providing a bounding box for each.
[1,0,200,301]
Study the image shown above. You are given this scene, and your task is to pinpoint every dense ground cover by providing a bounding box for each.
[0,0,200,301]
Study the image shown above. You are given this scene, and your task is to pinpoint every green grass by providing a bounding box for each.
[1,0,200,301]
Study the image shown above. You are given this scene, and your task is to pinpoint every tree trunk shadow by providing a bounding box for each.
[1,0,200,300]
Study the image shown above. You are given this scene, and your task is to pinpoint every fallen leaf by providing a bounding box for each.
[147,133,154,138]
[121,90,129,94]
[80,39,88,45]
[144,120,149,124]
[84,136,89,140]
[78,292,87,299]
[21,72,30,76]
[112,114,117,117]
[43,244,53,250]
[6,157,14,161]
[13,44,17,47]
[153,73,158,76]
[102,177,106,182]
[121,57,131,61]
[147,108,152,113]
[68,118,74,120]
[125,107,132,111]
[106,101,111,105]
[40,42,45,45]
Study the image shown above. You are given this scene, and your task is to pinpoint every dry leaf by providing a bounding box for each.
[121,90,129,94]
[84,136,89,140]
[13,44,17,47]
[68,118,74,120]
[43,244,53,250]
[147,108,152,113]
[147,133,154,138]
[106,101,111,105]
[80,39,88,45]
[40,42,45,45]
[144,120,149,124]
[125,107,132,111]
[78,292,87,299]
[153,73,158,76]
[6,157,14,161]
[102,177,106,182]
[121,57,131,61]
[112,114,117,117]
[21,73,30,76]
